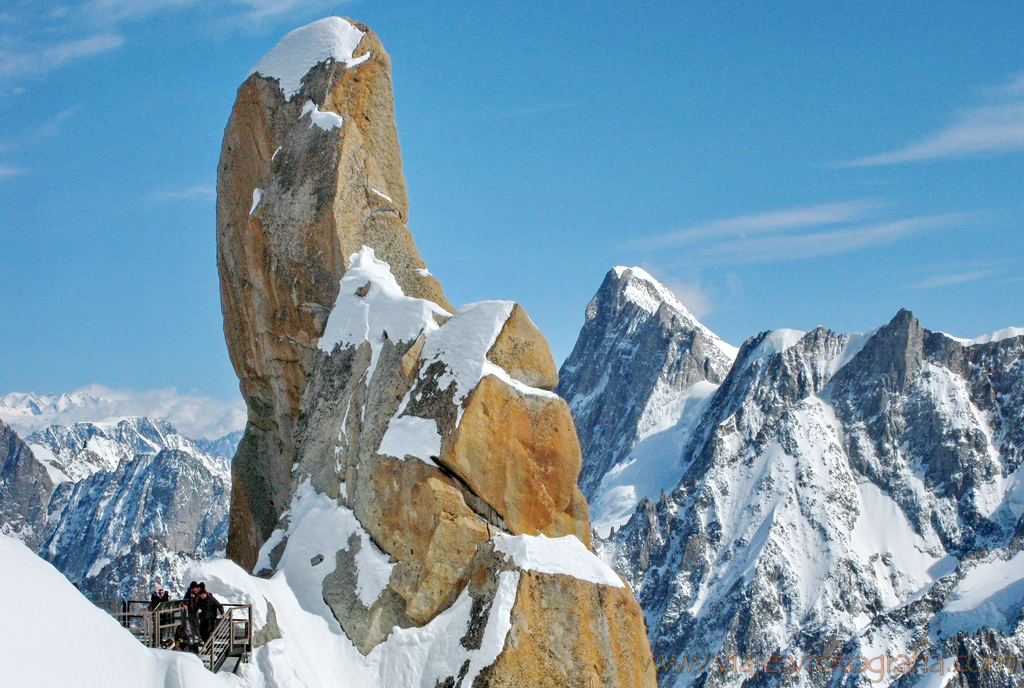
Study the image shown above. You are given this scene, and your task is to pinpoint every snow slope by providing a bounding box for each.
[0,535,227,688]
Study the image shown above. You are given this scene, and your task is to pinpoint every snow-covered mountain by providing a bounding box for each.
[561,267,1024,688]
[0,417,233,600]
[0,386,245,440]
[557,267,738,509]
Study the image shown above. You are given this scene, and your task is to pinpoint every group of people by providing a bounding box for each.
[148,580,224,653]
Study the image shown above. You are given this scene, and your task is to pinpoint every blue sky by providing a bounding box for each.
[1,0,1022,410]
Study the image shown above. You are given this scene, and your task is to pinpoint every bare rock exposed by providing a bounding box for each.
[218,17,654,686]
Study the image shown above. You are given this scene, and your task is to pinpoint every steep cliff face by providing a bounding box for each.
[218,17,655,687]
[218,17,452,568]
[0,421,53,549]
[557,268,737,536]
[560,270,1024,688]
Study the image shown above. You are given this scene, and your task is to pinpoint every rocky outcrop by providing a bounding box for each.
[218,17,654,687]
[218,16,452,568]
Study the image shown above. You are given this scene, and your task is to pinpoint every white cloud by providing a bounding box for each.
[637,201,962,266]
[847,72,1024,166]
[0,165,23,178]
[0,385,246,440]
[147,184,216,202]
[0,1,348,85]
[0,33,124,81]
[662,280,713,319]
[42,33,124,64]
[912,270,996,289]
[646,200,883,248]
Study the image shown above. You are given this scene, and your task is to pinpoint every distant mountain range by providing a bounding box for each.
[0,415,238,600]
[2,265,1022,686]
[559,267,1024,688]
[0,387,245,441]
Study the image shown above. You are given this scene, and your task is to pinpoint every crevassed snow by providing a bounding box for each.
[250,188,262,215]
[933,551,1024,637]
[252,17,367,98]
[318,246,451,381]
[0,535,228,688]
[300,100,344,130]
[492,533,624,588]
[377,415,441,465]
[591,381,718,537]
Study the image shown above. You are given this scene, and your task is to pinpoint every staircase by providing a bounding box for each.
[97,599,252,673]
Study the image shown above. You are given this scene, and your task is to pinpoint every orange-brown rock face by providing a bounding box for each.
[218,19,451,566]
[218,16,654,687]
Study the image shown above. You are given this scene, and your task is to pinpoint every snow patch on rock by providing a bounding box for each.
[185,486,523,688]
[318,246,451,380]
[377,415,441,466]
[493,532,624,588]
[300,100,344,130]
[252,17,367,98]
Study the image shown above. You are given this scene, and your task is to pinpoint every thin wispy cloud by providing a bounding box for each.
[0,108,76,153]
[636,201,964,266]
[0,165,23,178]
[0,34,124,81]
[847,71,1024,166]
[912,270,996,289]
[0,0,347,84]
[645,200,883,248]
[147,184,216,202]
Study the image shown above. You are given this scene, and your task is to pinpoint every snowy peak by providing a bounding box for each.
[252,17,369,98]
[27,417,230,482]
[609,265,690,317]
[599,267,738,358]
[559,267,739,500]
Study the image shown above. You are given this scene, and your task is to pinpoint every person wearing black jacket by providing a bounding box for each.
[149,581,170,612]
[196,586,225,642]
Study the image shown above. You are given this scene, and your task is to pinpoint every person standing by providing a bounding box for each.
[178,581,203,652]
[149,581,170,611]
[196,585,224,642]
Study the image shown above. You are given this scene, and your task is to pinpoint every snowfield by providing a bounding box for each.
[0,535,227,688]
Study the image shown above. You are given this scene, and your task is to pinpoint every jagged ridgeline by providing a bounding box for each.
[560,267,1024,688]
[218,17,655,687]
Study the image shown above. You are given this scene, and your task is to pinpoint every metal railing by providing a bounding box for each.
[96,599,252,673]
[198,605,253,673]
